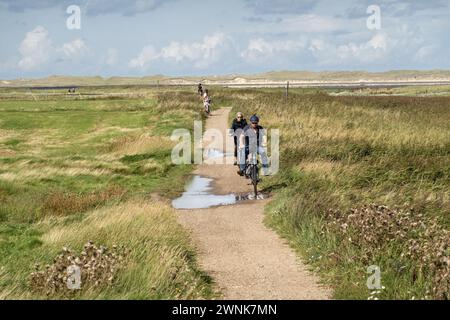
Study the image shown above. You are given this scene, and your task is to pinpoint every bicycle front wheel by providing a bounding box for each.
[251,165,258,197]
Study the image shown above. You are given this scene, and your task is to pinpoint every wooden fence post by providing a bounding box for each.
[286,81,289,100]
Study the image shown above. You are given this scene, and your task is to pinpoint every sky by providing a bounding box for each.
[0,0,449,79]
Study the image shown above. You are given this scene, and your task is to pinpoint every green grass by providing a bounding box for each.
[0,87,216,299]
[2,84,448,300]
[0,200,216,299]
[225,88,449,300]
[329,85,450,97]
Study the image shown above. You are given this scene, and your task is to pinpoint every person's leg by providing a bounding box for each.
[238,146,250,175]
[258,146,270,175]
[237,148,246,175]
[233,136,238,165]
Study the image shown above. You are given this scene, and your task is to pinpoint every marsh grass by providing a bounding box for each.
[227,88,449,299]
[2,200,215,299]
[2,84,448,299]
[0,87,215,299]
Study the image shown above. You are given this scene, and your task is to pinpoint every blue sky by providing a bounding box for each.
[0,0,449,79]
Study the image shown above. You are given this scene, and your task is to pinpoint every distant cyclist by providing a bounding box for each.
[237,115,269,176]
[203,89,211,115]
[229,112,247,166]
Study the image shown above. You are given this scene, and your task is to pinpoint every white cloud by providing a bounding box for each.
[414,45,437,61]
[308,39,326,52]
[86,0,175,16]
[334,34,388,62]
[4,1,448,77]
[240,32,396,69]
[0,0,175,16]
[60,38,90,59]
[241,38,307,61]
[160,42,195,62]
[129,45,158,68]
[367,34,387,51]
[16,26,92,73]
[18,26,52,71]
[281,14,347,33]
[244,0,317,15]
[243,14,357,36]
[129,33,233,69]
[305,33,390,65]
[307,29,427,68]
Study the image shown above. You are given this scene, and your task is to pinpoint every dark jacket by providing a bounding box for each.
[231,118,248,131]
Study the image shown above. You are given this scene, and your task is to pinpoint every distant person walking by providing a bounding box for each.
[229,112,247,166]
[198,83,203,96]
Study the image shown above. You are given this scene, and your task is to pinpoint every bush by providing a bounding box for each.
[324,204,449,299]
[30,241,128,297]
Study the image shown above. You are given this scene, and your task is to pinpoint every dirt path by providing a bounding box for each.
[177,108,331,299]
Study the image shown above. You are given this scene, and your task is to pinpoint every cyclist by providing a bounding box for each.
[203,89,211,115]
[229,112,247,166]
[237,114,269,177]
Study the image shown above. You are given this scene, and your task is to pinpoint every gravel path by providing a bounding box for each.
[177,107,331,299]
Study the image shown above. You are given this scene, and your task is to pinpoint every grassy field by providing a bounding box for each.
[0,87,218,299]
[330,85,450,97]
[225,87,449,299]
[1,84,448,300]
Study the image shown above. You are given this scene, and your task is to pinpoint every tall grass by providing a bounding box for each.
[226,89,449,299]
[0,87,215,299]
[1,200,215,299]
[2,85,448,299]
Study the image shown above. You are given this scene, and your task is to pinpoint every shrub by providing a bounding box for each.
[30,241,128,297]
[324,204,449,299]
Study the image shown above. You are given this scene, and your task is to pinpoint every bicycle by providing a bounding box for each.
[203,97,212,116]
[245,152,259,197]
[204,101,211,116]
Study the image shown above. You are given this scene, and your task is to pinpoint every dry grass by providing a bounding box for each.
[228,89,449,299]
[0,268,15,300]
[0,129,16,143]
[0,87,210,300]
[0,167,111,182]
[298,160,341,173]
[108,133,173,156]
[40,185,127,217]
[40,201,168,243]
[37,200,212,299]
[325,204,449,299]
[3,200,213,299]
[0,149,16,157]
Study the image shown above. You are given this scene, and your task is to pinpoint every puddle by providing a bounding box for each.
[203,149,233,163]
[172,175,271,210]
[172,175,237,209]
[203,149,233,158]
